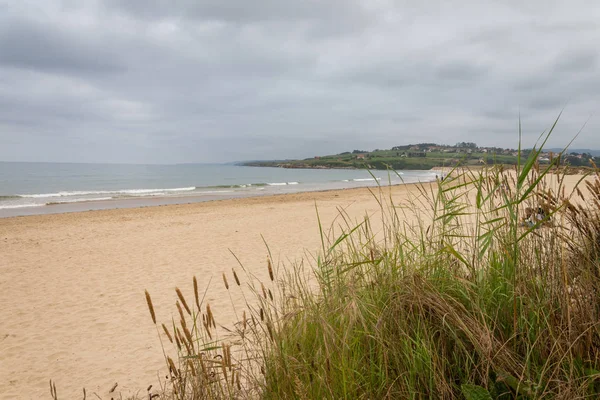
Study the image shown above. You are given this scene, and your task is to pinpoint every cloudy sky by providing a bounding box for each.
[0,0,598,163]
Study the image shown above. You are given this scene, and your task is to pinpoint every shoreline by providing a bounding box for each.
[0,178,437,219]
[2,170,592,399]
[0,181,437,399]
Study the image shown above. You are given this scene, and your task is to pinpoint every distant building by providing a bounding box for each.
[356,154,366,159]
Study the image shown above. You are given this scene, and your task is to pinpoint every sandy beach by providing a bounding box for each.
[0,183,433,399]
[1,169,595,399]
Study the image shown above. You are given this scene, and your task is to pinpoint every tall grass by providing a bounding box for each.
[144,156,600,399]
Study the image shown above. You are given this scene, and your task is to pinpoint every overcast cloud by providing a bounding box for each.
[0,0,599,163]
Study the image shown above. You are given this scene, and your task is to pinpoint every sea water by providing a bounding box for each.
[0,162,438,217]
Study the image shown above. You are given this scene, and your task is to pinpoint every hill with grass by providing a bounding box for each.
[242,143,599,170]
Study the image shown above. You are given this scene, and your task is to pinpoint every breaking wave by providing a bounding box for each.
[18,187,197,199]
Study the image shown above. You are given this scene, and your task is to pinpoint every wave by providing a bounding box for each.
[10,182,306,200]
[138,187,196,193]
[266,182,301,186]
[197,190,235,194]
[118,192,168,198]
[0,203,43,210]
[46,197,114,205]
[17,187,197,199]
[352,178,382,182]
[206,183,270,189]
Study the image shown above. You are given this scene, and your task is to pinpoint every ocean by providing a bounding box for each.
[0,162,439,217]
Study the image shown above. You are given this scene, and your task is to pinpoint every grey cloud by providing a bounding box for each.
[482,108,519,120]
[528,95,567,111]
[514,75,551,92]
[553,50,597,74]
[104,0,368,25]
[0,18,124,74]
[435,62,488,82]
[1,0,599,163]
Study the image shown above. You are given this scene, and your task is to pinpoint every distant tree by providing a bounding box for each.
[564,155,585,167]
[392,145,410,151]
[456,142,477,149]
[352,150,368,154]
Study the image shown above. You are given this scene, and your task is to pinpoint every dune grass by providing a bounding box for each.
[142,145,600,399]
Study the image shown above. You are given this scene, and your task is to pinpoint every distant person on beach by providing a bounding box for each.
[522,206,549,228]
[522,207,535,227]
[536,207,546,222]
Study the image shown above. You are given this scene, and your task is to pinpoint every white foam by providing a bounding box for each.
[46,197,114,205]
[121,192,166,197]
[153,187,196,193]
[0,203,43,210]
[267,182,287,186]
[23,193,63,198]
[19,187,196,198]
[287,182,299,185]
[352,178,381,182]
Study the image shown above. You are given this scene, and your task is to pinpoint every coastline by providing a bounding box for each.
[0,183,402,219]
[1,170,593,399]
[0,174,438,219]
[0,182,434,399]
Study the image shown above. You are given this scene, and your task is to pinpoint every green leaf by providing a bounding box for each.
[517,111,561,190]
[445,244,470,269]
[461,384,493,400]
[475,175,483,209]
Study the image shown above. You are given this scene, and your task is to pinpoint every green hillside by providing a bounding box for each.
[243,143,599,170]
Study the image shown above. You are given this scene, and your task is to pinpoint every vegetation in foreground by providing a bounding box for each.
[137,132,600,399]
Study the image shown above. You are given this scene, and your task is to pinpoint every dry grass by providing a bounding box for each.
[138,156,600,399]
[50,134,600,399]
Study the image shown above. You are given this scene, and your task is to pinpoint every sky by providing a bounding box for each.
[0,0,599,164]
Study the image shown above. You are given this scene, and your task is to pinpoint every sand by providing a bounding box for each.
[0,183,431,399]
[1,170,595,399]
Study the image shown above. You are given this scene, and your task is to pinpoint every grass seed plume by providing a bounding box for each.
[142,150,600,398]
